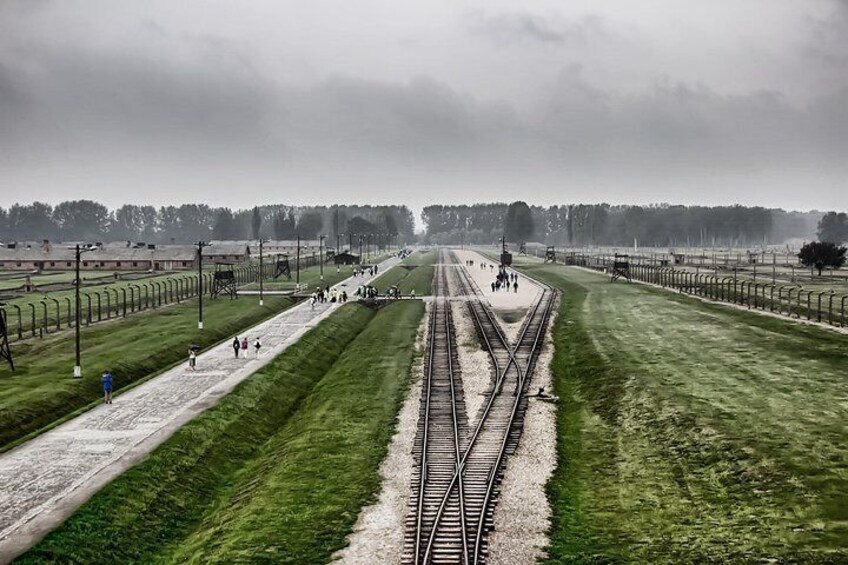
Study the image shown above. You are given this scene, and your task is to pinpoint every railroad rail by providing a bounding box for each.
[404,249,555,564]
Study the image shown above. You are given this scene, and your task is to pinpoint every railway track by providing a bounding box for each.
[404,250,555,564]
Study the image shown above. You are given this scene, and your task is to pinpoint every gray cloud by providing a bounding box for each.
[0,0,846,212]
[464,11,607,46]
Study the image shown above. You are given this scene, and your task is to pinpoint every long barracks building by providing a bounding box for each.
[0,241,251,272]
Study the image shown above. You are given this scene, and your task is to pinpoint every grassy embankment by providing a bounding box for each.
[18,300,425,564]
[514,261,848,564]
[372,249,436,295]
[0,295,295,451]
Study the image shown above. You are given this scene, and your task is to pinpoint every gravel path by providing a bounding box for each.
[450,300,493,423]
[0,258,399,563]
[333,301,431,565]
[487,295,558,564]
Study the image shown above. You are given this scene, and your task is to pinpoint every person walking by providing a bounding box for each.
[188,348,197,371]
[514,280,519,293]
[253,338,262,357]
[102,369,113,404]
[241,337,248,354]
[232,337,241,358]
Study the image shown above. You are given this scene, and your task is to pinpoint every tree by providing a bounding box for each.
[346,216,377,238]
[817,212,848,244]
[52,200,110,241]
[798,241,847,276]
[251,207,262,240]
[504,201,534,243]
[273,210,296,240]
[296,211,323,239]
[212,208,240,240]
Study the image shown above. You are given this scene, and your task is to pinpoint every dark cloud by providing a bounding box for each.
[0,0,845,212]
[464,10,607,46]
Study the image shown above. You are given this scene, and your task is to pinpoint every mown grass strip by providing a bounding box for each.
[0,295,296,451]
[514,263,848,564]
[170,300,424,564]
[17,303,377,564]
[19,300,424,564]
[372,249,436,295]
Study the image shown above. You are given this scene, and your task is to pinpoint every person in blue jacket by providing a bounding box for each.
[102,370,113,404]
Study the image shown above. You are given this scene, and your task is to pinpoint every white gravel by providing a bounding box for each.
[487,295,559,565]
[450,300,493,423]
[333,301,431,565]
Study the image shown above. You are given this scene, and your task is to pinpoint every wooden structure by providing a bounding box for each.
[518,242,527,255]
[544,246,556,263]
[0,305,13,371]
[610,254,632,283]
[274,254,291,279]
[334,251,361,266]
[211,263,237,299]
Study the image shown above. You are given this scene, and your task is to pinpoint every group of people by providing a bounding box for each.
[310,285,348,308]
[352,265,378,278]
[356,285,380,299]
[491,267,520,293]
[230,336,262,360]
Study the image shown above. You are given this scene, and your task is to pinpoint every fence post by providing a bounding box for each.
[121,287,128,317]
[13,305,22,340]
[84,294,92,325]
[28,304,36,338]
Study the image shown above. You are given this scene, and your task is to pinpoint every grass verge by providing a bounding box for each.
[0,295,295,451]
[372,249,436,295]
[18,300,425,564]
[514,263,848,564]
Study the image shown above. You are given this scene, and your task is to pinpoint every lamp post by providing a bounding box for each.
[196,241,211,329]
[258,238,267,306]
[319,235,326,281]
[72,243,96,378]
[295,234,301,287]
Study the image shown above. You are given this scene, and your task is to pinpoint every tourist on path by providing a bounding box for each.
[241,337,248,354]
[102,370,113,404]
[188,349,197,371]
[232,337,240,358]
[254,338,262,357]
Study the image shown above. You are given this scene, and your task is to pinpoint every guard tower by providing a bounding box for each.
[212,263,238,299]
[544,246,556,263]
[610,254,632,283]
[499,237,512,266]
[0,304,13,371]
[518,242,527,255]
[274,254,292,279]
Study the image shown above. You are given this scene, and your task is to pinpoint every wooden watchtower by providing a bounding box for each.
[544,246,556,263]
[274,254,292,279]
[610,254,632,283]
[212,263,238,299]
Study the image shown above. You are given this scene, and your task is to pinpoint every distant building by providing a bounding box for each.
[334,252,360,265]
[0,241,250,272]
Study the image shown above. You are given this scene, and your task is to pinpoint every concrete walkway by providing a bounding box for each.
[0,257,399,562]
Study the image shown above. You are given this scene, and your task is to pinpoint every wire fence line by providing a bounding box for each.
[562,253,848,329]
[0,263,276,343]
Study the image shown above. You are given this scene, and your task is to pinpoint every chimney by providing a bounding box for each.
[41,239,51,252]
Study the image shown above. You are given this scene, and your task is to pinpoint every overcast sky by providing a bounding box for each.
[1,0,846,216]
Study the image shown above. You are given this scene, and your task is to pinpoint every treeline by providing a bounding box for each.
[0,202,415,245]
[422,203,822,247]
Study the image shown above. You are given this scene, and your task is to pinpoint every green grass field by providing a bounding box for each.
[372,249,436,295]
[0,295,295,451]
[18,300,425,564]
[514,263,848,564]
